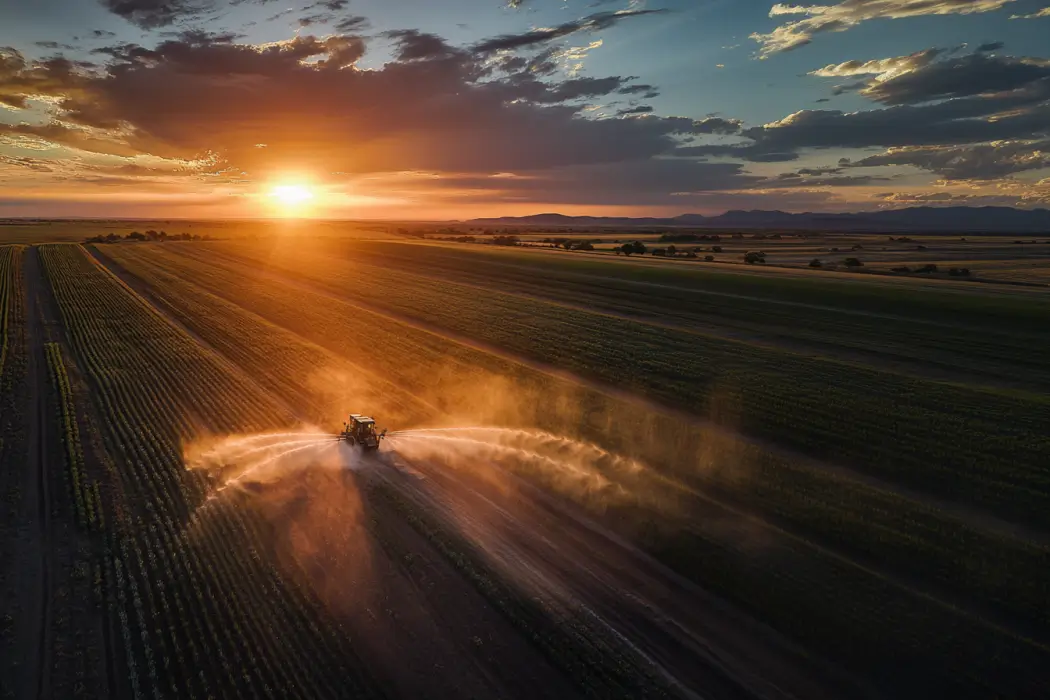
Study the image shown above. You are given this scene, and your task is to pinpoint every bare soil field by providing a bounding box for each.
[1,229,1048,699]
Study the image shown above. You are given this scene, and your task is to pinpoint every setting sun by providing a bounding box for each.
[270,184,314,206]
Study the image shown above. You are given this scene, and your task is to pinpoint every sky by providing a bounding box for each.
[1,0,1049,219]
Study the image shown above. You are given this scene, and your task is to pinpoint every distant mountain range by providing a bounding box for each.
[468,207,1050,233]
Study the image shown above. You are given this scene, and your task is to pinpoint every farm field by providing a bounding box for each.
[1,233,1048,699]
[462,226,1050,285]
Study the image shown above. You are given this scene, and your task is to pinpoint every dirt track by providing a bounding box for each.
[231,434,876,700]
[363,448,875,700]
[18,247,54,700]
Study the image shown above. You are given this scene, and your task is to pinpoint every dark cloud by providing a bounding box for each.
[309,0,349,9]
[2,30,730,203]
[617,105,654,116]
[691,117,742,134]
[298,13,335,27]
[334,15,369,32]
[831,80,867,95]
[100,0,211,29]
[864,53,1050,104]
[977,41,1005,52]
[727,59,1050,160]
[35,41,78,51]
[385,30,464,61]
[848,140,1050,179]
[618,83,659,98]
[0,50,90,109]
[763,172,889,187]
[798,166,844,175]
[473,10,665,53]
[751,0,1019,56]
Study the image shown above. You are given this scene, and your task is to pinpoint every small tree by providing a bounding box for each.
[620,243,634,256]
[744,251,766,264]
[667,244,677,256]
[843,257,864,268]
[712,245,723,253]
[631,241,647,255]
[704,255,715,262]
[809,258,822,268]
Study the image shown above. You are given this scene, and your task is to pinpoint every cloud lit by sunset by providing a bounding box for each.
[1,0,1049,218]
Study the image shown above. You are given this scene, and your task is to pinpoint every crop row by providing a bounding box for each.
[0,246,13,380]
[45,341,102,531]
[95,243,1050,694]
[155,242,1050,530]
[338,243,1050,392]
[39,245,382,700]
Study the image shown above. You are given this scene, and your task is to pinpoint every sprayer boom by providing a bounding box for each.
[340,413,387,450]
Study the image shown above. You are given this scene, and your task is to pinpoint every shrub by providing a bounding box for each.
[809,259,822,268]
[704,255,715,262]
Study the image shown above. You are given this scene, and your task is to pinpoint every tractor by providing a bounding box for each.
[340,414,386,450]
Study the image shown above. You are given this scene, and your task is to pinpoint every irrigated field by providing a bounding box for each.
[1,234,1048,699]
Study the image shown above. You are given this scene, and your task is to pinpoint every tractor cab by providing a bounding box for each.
[341,414,386,450]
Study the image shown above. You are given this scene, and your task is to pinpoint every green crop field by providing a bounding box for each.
[1,232,1048,699]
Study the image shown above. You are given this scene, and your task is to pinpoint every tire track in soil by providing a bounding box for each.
[22,246,54,700]
[370,454,876,700]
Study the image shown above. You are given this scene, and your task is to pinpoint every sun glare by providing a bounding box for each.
[270,184,314,206]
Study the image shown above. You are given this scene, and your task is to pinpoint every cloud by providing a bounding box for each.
[384,30,470,61]
[691,117,743,134]
[848,140,1050,179]
[335,15,369,32]
[740,95,1050,154]
[309,0,349,9]
[0,30,737,207]
[751,0,1019,57]
[1010,6,1050,18]
[810,48,944,79]
[810,49,1050,105]
[861,52,1050,104]
[473,10,665,53]
[977,41,1005,51]
[617,105,654,115]
[100,0,212,29]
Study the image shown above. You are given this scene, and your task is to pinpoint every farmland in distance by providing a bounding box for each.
[1,230,1048,699]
